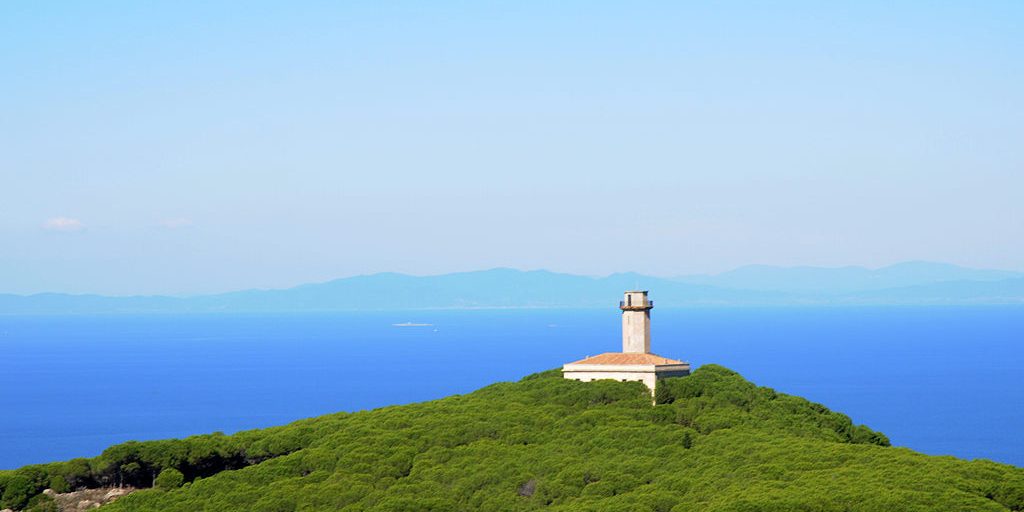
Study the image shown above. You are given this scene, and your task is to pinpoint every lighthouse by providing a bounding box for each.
[562,291,690,395]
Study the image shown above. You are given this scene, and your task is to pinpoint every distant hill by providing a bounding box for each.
[843,277,1024,304]
[1,262,1022,314]
[673,261,1022,294]
[1,366,1021,511]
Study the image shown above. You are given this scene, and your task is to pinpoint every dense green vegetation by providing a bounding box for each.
[3,365,1022,511]
[0,414,341,510]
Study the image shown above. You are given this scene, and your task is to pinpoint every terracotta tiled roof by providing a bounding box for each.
[565,352,686,366]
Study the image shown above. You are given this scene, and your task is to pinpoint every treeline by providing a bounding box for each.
[0,412,347,510]
[4,365,1024,511]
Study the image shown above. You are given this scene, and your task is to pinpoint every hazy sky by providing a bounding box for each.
[2,1,1022,295]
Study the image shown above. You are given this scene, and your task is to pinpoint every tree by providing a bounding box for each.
[47,475,70,494]
[155,468,185,490]
[0,474,34,510]
[120,462,142,488]
[654,381,674,405]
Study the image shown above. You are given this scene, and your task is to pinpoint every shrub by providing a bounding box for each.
[24,493,58,512]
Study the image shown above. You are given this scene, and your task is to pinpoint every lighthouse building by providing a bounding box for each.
[562,291,690,394]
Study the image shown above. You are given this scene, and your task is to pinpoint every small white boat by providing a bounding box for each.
[392,322,433,327]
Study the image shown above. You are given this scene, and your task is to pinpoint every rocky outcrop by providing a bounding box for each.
[49,487,134,512]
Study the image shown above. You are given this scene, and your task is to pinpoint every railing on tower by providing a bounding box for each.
[619,300,653,309]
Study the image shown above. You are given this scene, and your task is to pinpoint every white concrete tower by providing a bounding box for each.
[620,290,653,353]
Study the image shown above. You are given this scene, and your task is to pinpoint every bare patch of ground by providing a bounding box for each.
[45,487,135,511]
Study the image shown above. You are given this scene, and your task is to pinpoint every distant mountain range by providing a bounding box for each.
[672,261,1021,293]
[1,262,1022,314]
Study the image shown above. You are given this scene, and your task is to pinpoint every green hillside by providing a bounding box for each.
[3,365,1022,511]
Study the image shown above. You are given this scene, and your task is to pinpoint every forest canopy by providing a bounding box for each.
[2,365,1022,511]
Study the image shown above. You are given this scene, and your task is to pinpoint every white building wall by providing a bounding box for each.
[564,370,657,394]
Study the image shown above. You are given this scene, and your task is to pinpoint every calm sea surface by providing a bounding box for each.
[1,306,1021,469]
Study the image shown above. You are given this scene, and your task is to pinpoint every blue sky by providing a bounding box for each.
[1,1,1022,295]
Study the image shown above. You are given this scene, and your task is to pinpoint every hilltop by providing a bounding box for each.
[1,365,1021,511]
[2,262,1023,314]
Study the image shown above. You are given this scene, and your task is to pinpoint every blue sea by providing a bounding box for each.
[1,306,1021,469]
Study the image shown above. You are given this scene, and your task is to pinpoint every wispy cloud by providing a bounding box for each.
[43,217,85,232]
[159,217,193,229]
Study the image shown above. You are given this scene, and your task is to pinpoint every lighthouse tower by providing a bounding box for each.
[620,291,652,353]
